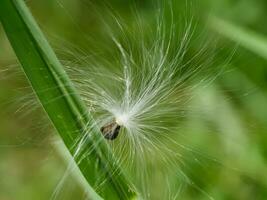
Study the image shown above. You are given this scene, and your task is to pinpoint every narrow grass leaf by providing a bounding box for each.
[210,17,267,60]
[0,0,136,199]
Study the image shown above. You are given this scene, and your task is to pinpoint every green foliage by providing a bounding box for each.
[210,17,267,60]
[0,0,135,199]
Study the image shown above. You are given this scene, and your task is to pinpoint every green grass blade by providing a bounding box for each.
[0,0,136,199]
[53,138,104,200]
[210,17,267,60]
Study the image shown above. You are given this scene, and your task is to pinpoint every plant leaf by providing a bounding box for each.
[210,17,267,60]
[0,0,136,199]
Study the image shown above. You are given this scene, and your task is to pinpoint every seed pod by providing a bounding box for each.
[100,120,121,140]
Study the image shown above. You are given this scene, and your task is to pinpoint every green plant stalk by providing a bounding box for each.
[0,0,136,199]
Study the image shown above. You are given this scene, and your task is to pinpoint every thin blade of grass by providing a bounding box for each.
[0,0,136,199]
[210,17,267,60]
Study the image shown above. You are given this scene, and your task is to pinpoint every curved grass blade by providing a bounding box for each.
[0,0,136,199]
[210,17,267,60]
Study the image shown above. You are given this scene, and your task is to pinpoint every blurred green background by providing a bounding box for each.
[1,0,267,199]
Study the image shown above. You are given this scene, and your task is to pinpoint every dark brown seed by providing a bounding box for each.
[100,121,121,140]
